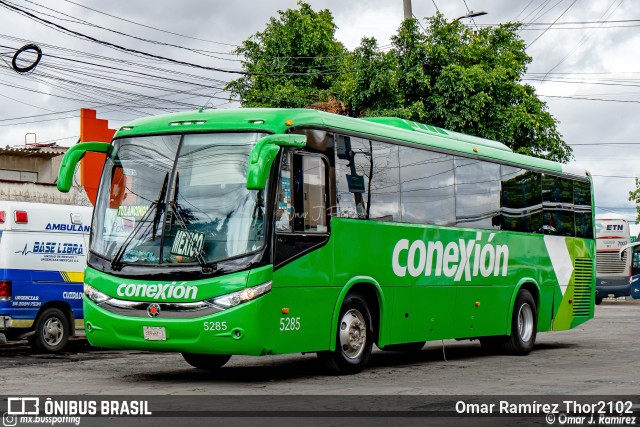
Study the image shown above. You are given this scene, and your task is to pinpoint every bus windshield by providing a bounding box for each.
[91,132,267,266]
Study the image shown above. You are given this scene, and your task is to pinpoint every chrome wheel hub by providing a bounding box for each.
[339,309,367,359]
[43,318,63,346]
[518,303,534,342]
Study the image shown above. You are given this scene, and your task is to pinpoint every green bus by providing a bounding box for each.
[58,108,595,374]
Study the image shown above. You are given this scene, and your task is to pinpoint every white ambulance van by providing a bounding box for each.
[0,201,91,352]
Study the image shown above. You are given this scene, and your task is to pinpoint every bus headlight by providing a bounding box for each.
[84,284,110,304]
[209,281,272,309]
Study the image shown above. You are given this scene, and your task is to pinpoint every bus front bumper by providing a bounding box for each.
[596,277,630,298]
[83,297,270,356]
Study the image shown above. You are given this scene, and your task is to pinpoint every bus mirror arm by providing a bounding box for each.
[57,142,113,193]
[246,134,306,190]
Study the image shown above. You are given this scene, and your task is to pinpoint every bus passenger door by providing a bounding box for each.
[270,151,335,353]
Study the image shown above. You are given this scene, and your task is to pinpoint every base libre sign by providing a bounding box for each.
[0,395,639,426]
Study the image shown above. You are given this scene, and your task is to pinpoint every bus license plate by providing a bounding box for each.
[143,326,166,341]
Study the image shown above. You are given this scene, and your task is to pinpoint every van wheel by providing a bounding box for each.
[503,289,537,355]
[32,308,69,353]
[182,353,231,370]
[317,293,373,375]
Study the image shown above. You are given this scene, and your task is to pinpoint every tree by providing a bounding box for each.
[629,178,640,222]
[354,15,572,163]
[228,5,572,163]
[226,1,347,108]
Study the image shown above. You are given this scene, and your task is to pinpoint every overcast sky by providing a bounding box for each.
[1,0,638,220]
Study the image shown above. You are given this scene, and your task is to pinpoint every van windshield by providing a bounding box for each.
[91,132,267,266]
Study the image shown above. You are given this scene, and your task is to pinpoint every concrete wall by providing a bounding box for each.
[0,182,91,206]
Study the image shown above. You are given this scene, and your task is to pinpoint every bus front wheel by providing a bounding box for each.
[595,297,602,305]
[182,353,231,370]
[503,289,537,355]
[318,293,374,375]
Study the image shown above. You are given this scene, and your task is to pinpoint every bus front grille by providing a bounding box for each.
[596,251,628,274]
[573,258,593,317]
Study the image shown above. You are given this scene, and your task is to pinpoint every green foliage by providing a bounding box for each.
[226,1,347,108]
[227,4,572,163]
[629,178,640,222]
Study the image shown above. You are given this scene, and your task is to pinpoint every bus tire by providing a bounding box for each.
[503,289,537,355]
[32,308,69,353]
[182,353,231,370]
[595,297,602,305]
[318,293,373,375]
[382,341,426,352]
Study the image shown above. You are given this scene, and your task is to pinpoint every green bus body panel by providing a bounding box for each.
[83,217,594,355]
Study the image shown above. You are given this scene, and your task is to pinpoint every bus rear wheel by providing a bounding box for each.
[181,353,231,370]
[503,289,537,355]
[31,308,69,353]
[318,293,373,375]
[595,297,603,305]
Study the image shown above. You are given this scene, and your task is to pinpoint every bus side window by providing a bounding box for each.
[275,152,293,233]
[274,152,330,266]
[275,152,329,234]
[293,155,328,233]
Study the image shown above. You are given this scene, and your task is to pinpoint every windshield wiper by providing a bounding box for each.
[110,173,169,271]
[168,201,216,274]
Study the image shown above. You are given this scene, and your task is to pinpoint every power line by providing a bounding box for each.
[0,0,248,75]
[60,0,239,47]
[540,0,625,82]
[514,0,536,22]
[540,95,640,104]
[20,0,241,61]
[528,0,578,47]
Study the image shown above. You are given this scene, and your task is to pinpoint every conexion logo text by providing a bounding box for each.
[116,282,198,300]
[392,232,509,281]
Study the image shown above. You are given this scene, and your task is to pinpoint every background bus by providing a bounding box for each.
[58,109,595,374]
[595,215,631,304]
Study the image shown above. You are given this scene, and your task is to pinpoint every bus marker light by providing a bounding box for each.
[473,148,479,153]
[285,120,294,126]
[568,299,573,304]
[282,308,290,314]
[475,302,480,307]
[0,211,4,223]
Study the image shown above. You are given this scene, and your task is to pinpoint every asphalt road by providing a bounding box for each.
[1,300,639,396]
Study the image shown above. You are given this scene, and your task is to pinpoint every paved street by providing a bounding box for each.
[1,300,638,396]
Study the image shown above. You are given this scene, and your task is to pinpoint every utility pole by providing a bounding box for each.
[403,0,412,20]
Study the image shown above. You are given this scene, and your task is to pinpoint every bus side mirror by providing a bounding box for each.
[246,134,306,190]
[58,142,113,193]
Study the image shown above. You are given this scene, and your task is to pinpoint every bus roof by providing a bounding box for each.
[114,108,585,178]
